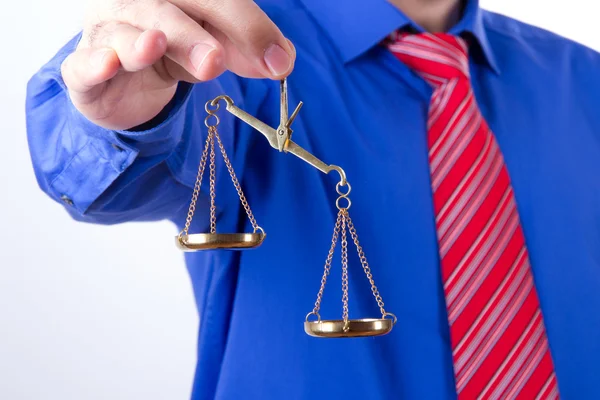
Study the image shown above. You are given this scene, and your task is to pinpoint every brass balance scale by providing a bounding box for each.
[175,78,396,338]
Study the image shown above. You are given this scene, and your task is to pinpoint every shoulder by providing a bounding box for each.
[481,9,600,78]
[480,10,600,137]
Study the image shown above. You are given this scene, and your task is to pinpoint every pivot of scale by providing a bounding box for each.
[175,78,396,338]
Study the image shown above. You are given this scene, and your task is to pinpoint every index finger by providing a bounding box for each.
[173,0,295,78]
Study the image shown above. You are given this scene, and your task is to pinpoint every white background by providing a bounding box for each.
[0,1,596,399]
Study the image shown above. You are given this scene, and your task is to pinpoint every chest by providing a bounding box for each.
[240,54,600,310]
[202,49,600,400]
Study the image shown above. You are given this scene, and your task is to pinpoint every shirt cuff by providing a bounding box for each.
[49,137,138,214]
[114,81,195,157]
[54,85,198,213]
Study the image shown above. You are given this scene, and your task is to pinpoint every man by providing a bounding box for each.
[25,0,600,398]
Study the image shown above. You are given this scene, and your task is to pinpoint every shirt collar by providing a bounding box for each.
[298,0,499,74]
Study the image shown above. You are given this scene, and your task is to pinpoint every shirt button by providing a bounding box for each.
[111,143,124,152]
[60,195,73,206]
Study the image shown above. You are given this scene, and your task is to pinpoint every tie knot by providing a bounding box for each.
[387,32,470,86]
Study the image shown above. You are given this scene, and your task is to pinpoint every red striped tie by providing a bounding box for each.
[387,32,559,399]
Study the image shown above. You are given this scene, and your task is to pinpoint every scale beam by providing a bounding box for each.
[211,80,346,185]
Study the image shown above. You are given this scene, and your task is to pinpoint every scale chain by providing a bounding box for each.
[309,181,389,322]
[179,128,212,238]
[347,216,387,317]
[209,128,217,234]
[178,102,263,239]
[341,211,349,325]
[311,210,342,315]
[213,127,261,233]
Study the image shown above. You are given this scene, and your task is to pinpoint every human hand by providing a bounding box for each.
[61,0,295,130]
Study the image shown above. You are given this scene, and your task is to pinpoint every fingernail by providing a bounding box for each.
[190,43,217,71]
[264,44,291,76]
[90,49,111,68]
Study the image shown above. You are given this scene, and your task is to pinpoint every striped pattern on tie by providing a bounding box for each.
[387,33,559,399]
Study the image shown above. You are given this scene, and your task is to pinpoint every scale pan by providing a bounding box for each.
[304,318,394,338]
[176,233,266,251]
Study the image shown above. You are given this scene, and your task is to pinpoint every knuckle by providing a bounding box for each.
[225,11,278,46]
[153,4,193,47]
[84,21,121,47]
[242,23,277,47]
[85,22,104,47]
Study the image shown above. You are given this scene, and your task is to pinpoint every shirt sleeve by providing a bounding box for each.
[25,33,270,226]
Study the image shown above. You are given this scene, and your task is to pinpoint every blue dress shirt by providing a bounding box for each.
[25,0,600,398]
